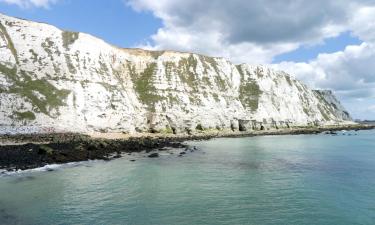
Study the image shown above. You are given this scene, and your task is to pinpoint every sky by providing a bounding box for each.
[0,0,374,120]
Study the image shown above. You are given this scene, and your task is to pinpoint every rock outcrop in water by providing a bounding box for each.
[0,13,352,135]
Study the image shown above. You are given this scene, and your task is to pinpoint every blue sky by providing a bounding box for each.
[0,0,374,119]
[0,0,161,47]
[273,32,362,63]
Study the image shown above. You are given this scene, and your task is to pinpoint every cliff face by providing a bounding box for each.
[0,13,352,134]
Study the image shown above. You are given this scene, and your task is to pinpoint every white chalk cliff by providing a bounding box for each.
[0,13,352,134]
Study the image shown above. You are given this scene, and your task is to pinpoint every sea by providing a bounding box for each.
[0,129,374,225]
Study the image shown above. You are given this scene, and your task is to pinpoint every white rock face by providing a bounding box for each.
[0,13,352,134]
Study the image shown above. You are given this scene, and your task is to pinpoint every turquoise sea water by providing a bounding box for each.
[1,130,375,225]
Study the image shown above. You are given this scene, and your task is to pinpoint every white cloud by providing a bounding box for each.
[350,6,375,43]
[271,43,375,119]
[141,27,298,63]
[126,0,375,63]
[272,43,375,95]
[0,0,57,8]
[368,105,375,114]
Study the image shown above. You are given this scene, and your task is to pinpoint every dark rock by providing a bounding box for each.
[38,145,54,155]
[329,130,338,135]
[113,154,121,159]
[179,152,186,155]
[148,153,159,158]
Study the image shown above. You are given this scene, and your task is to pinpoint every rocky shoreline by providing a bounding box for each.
[0,124,374,171]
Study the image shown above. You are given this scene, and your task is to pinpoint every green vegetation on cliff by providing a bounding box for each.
[0,63,71,117]
[237,66,262,112]
[62,31,79,50]
[0,21,19,64]
[177,54,199,91]
[239,79,262,112]
[14,111,36,120]
[285,75,293,86]
[131,63,164,111]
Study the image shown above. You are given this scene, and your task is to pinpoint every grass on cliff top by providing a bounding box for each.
[62,31,79,49]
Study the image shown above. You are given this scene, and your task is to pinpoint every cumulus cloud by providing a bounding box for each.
[271,42,375,119]
[272,43,375,96]
[0,0,57,8]
[368,105,375,113]
[350,6,375,42]
[126,0,375,63]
